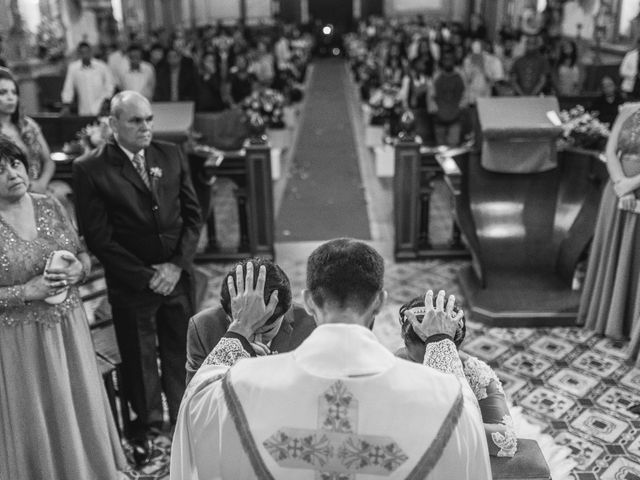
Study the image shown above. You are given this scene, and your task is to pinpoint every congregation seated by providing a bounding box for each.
[346,14,626,149]
[185,258,316,384]
[51,21,312,137]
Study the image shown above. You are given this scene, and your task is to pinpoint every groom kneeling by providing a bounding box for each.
[171,238,491,479]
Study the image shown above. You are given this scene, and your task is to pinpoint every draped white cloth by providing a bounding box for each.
[171,324,492,479]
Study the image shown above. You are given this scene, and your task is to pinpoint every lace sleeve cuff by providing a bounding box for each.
[0,285,26,309]
[463,356,505,401]
[203,332,255,367]
[490,415,518,457]
[423,339,465,379]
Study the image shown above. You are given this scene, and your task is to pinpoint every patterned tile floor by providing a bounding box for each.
[81,75,640,479]
[103,173,640,480]
[191,190,640,480]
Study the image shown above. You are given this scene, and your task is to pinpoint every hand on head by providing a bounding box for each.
[404,289,463,341]
[227,261,279,340]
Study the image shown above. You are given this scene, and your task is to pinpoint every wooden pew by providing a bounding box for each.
[189,112,275,261]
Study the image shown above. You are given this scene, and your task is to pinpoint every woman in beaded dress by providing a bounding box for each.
[578,103,640,364]
[0,139,126,479]
[396,294,517,458]
[0,67,54,194]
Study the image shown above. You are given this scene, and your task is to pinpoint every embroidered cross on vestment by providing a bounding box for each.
[263,381,408,478]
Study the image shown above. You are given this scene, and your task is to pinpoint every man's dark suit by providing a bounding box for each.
[154,57,197,102]
[185,305,316,384]
[73,140,202,436]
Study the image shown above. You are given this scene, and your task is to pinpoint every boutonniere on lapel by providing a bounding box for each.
[149,167,163,180]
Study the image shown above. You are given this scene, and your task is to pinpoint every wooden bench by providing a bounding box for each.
[91,324,131,438]
[491,439,551,480]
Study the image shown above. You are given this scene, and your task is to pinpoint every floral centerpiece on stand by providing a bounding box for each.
[557,105,610,151]
[368,82,403,141]
[63,117,112,156]
[241,89,285,129]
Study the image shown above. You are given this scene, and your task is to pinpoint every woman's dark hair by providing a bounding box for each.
[398,295,466,349]
[558,40,577,67]
[220,258,293,326]
[0,68,21,126]
[0,137,29,172]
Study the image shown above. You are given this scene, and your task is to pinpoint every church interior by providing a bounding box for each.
[3,0,640,479]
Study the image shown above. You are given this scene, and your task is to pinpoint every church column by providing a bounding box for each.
[239,0,246,23]
[162,0,183,29]
[6,0,29,59]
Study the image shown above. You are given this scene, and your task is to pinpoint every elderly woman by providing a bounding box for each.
[0,67,54,193]
[0,139,126,479]
[579,103,640,365]
[397,293,517,457]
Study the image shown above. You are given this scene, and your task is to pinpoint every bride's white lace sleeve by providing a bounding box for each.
[463,356,517,457]
[423,338,465,379]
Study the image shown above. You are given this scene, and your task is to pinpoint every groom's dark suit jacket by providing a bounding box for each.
[73,140,202,306]
[185,305,316,384]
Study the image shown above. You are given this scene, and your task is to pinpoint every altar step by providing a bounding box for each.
[459,266,580,328]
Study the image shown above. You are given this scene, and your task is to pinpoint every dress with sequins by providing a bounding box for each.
[578,107,640,366]
[0,194,125,480]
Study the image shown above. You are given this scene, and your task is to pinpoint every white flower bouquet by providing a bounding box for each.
[558,106,610,151]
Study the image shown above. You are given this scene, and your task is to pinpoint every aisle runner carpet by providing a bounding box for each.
[276,58,371,241]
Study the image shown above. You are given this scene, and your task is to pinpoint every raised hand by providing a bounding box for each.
[406,290,463,342]
[227,262,278,340]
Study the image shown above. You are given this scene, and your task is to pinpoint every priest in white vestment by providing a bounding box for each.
[171,239,492,480]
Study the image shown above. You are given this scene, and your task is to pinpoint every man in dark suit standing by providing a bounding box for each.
[73,91,202,463]
[154,47,196,102]
[186,258,316,385]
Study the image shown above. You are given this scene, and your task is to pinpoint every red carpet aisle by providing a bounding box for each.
[276,58,371,241]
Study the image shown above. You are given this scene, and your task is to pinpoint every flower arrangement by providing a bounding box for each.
[241,89,286,129]
[63,117,113,156]
[557,106,610,151]
[35,14,66,61]
[368,82,403,128]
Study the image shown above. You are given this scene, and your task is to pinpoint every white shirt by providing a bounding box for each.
[61,58,114,115]
[116,141,145,163]
[107,50,128,81]
[620,49,639,94]
[171,323,491,480]
[116,60,156,100]
[274,38,291,70]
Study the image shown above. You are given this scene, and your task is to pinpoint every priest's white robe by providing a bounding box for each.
[170,323,492,479]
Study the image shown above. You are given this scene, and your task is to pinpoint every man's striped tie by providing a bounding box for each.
[132,152,150,189]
